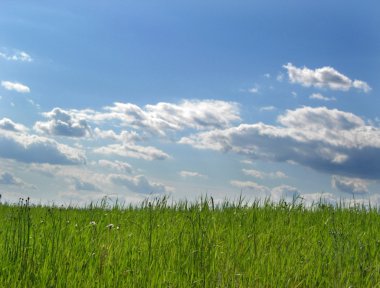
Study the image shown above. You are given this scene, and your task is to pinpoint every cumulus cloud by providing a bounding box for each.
[180,106,380,179]
[332,175,368,194]
[1,81,30,93]
[179,170,207,179]
[283,63,371,92]
[0,118,28,132]
[109,174,172,194]
[98,159,133,173]
[94,143,169,161]
[0,129,86,165]
[72,99,240,137]
[309,93,336,102]
[0,50,32,62]
[34,108,91,137]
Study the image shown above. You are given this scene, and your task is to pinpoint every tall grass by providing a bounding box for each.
[1,196,380,287]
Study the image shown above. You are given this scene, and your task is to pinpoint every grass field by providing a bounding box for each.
[1,196,380,287]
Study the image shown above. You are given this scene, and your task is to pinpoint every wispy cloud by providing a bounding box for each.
[309,93,336,102]
[1,81,30,93]
[179,170,207,179]
[283,63,371,92]
[259,106,276,112]
[0,51,32,62]
[97,159,133,173]
[94,143,169,161]
[242,169,287,179]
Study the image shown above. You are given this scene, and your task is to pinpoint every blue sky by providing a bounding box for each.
[1,1,379,205]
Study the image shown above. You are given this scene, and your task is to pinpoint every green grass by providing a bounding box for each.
[1,196,380,287]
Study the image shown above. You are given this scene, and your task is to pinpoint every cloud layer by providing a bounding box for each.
[180,106,380,179]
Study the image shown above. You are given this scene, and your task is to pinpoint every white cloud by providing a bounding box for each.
[34,108,91,137]
[0,118,28,132]
[242,169,287,179]
[309,93,336,102]
[332,175,369,194]
[180,106,380,179]
[230,180,270,194]
[260,106,276,112]
[0,129,86,165]
[73,99,240,137]
[94,143,169,161]
[1,81,30,93]
[270,185,300,203]
[109,174,172,194]
[248,85,260,94]
[179,170,207,179]
[94,128,142,142]
[283,63,371,92]
[0,51,32,62]
[98,159,133,173]
[242,169,264,179]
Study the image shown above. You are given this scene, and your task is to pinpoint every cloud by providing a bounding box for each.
[1,81,30,93]
[94,143,169,161]
[0,129,86,165]
[180,106,380,179]
[98,159,133,173]
[242,169,287,179]
[0,171,36,189]
[109,174,172,194]
[179,170,207,179]
[73,99,240,137]
[0,171,23,186]
[94,128,142,142]
[332,175,368,194]
[260,106,276,112]
[270,185,300,202]
[34,108,91,137]
[309,93,336,102]
[230,180,270,194]
[248,85,259,94]
[0,50,33,62]
[283,63,371,92]
[71,177,101,192]
[0,118,28,132]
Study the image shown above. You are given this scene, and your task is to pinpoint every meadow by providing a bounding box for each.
[1,196,380,287]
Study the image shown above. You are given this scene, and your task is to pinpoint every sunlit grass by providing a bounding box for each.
[1,196,380,287]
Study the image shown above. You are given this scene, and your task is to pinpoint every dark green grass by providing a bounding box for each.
[1,197,380,287]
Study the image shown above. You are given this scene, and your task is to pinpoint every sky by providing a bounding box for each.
[0,1,379,206]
